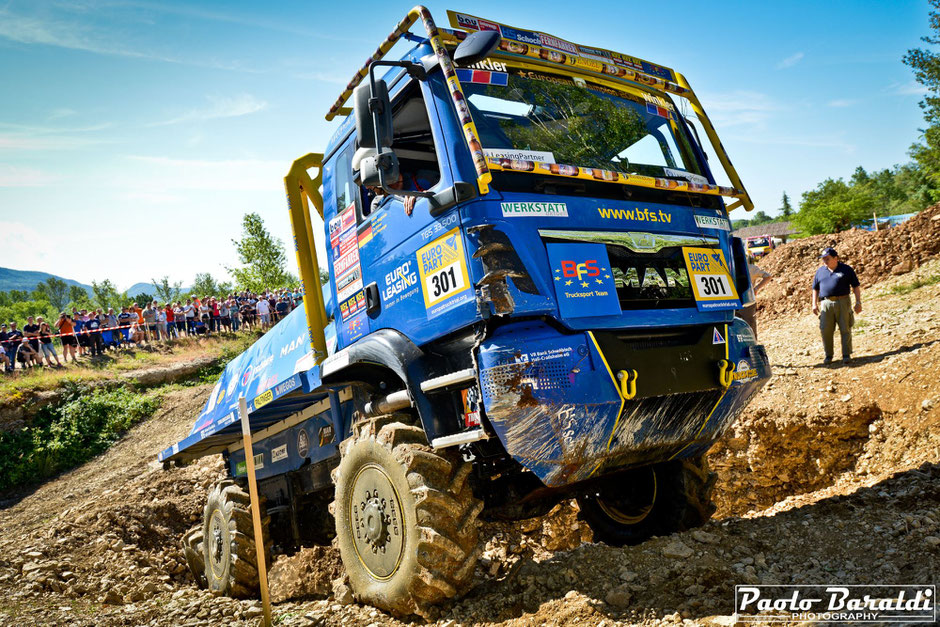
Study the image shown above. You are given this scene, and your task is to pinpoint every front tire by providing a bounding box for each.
[331,417,482,617]
[577,457,716,546]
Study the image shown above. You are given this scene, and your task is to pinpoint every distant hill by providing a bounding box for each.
[125,282,192,298]
[0,268,194,299]
[0,267,92,294]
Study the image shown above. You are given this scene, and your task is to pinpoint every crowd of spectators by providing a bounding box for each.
[0,288,302,373]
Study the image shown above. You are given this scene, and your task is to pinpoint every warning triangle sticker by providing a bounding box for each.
[712,328,725,344]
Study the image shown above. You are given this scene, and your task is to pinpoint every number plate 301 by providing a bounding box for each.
[416,227,472,310]
[681,246,741,311]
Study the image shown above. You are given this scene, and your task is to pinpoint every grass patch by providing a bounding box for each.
[0,386,160,491]
[890,273,940,295]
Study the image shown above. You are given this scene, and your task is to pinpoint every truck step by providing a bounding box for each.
[431,428,486,449]
[420,368,476,393]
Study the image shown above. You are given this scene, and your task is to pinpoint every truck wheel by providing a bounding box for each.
[331,417,482,617]
[577,457,716,547]
[202,479,271,598]
[181,525,206,588]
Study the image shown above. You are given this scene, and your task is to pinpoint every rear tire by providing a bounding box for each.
[577,457,716,546]
[331,416,482,617]
[181,525,206,588]
[201,479,271,598]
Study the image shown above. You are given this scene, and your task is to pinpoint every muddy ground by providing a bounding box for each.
[0,258,938,625]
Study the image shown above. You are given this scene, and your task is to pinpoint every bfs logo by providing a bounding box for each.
[560,259,600,280]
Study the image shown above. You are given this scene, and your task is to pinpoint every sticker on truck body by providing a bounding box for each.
[681,246,741,311]
[693,213,731,231]
[416,228,472,318]
[547,242,621,318]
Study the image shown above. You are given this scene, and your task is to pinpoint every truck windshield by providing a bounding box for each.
[463,69,705,180]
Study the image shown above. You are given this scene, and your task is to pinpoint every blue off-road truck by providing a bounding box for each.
[160,7,770,617]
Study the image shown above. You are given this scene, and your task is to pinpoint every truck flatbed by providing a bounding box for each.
[158,304,334,465]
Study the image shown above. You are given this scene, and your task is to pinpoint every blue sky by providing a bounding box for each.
[0,0,932,288]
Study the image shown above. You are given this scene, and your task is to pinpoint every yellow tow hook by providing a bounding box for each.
[718,359,735,388]
[617,369,638,400]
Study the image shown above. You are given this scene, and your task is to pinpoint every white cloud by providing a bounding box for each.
[123,156,285,191]
[827,99,856,108]
[887,81,928,96]
[147,94,268,127]
[0,10,168,61]
[0,164,52,187]
[0,221,55,268]
[776,52,805,70]
[695,91,779,129]
[729,134,856,154]
[47,108,77,121]
[0,133,109,151]
[0,7,258,72]
[291,70,351,85]
[0,120,113,151]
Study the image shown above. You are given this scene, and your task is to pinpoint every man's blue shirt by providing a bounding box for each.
[812,261,860,298]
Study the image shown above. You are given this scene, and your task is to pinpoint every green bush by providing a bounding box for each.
[0,386,160,491]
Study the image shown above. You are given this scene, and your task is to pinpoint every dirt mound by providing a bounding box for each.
[268,546,344,603]
[709,403,881,515]
[756,203,940,320]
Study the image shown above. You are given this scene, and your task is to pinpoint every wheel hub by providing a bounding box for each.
[207,509,230,580]
[349,464,405,580]
[212,528,223,562]
[362,496,388,545]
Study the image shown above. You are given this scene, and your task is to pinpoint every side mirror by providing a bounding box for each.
[453,30,501,66]
[356,147,400,188]
[354,79,393,149]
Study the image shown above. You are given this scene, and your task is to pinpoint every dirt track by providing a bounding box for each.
[0,245,938,625]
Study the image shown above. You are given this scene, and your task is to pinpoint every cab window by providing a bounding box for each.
[335,148,357,215]
[359,82,442,217]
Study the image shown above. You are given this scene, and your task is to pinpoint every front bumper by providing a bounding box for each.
[477,318,769,487]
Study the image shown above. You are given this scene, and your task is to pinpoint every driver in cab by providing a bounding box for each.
[353,149,432,217]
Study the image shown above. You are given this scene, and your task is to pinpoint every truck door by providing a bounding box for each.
[343,76,469,348]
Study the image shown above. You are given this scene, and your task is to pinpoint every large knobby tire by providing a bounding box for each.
[577,457,717,547]
[201,479,271,598]
[331,417,482,617]
[181,525,207,588]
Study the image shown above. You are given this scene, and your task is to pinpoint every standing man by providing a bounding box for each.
[4,322,23,370]
[85,314,104,357]
[56,313,78,362]
[811,247,862,365]
[23,316,40,353]
[183,298,196,336]
[1,323,14,372]
[256,296,271,328]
